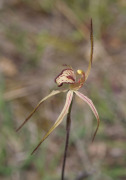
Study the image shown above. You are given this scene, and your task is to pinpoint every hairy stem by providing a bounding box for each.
[61,98,73,180]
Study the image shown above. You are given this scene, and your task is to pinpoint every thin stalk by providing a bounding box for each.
[61,98,73,180]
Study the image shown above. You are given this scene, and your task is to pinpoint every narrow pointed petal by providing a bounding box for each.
[85,19,93,80]
[16,90,67,132]
[75,91,100,141]
[31,90,73,155]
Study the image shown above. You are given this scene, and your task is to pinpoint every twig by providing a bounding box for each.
[61,98,73,180]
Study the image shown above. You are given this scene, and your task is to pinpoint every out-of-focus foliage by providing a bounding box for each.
[0,0,126,180]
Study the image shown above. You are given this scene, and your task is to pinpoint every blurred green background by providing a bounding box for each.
[0,0,126,180]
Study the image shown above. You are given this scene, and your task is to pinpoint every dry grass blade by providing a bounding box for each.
[56,0,88,38]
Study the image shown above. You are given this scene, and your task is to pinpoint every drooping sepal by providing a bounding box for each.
[31,90,74,154]
[75,91,100,141]
[16,90,67,132]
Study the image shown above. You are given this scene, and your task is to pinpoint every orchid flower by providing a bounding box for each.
[16,19,100,155]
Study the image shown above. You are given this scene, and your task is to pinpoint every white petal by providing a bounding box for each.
[31,90,73,154]
[75,91,100,141]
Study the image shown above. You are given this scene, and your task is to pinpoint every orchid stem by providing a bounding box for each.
[61,98,73,180]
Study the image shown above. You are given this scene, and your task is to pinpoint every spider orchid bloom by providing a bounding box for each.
[16,19,100,155]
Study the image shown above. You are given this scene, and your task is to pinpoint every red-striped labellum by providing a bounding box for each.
[55,68,76,87]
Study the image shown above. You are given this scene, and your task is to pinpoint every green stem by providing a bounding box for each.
[61,98,73,180]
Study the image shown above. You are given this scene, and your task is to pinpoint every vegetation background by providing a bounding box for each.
[0,0,126,180]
